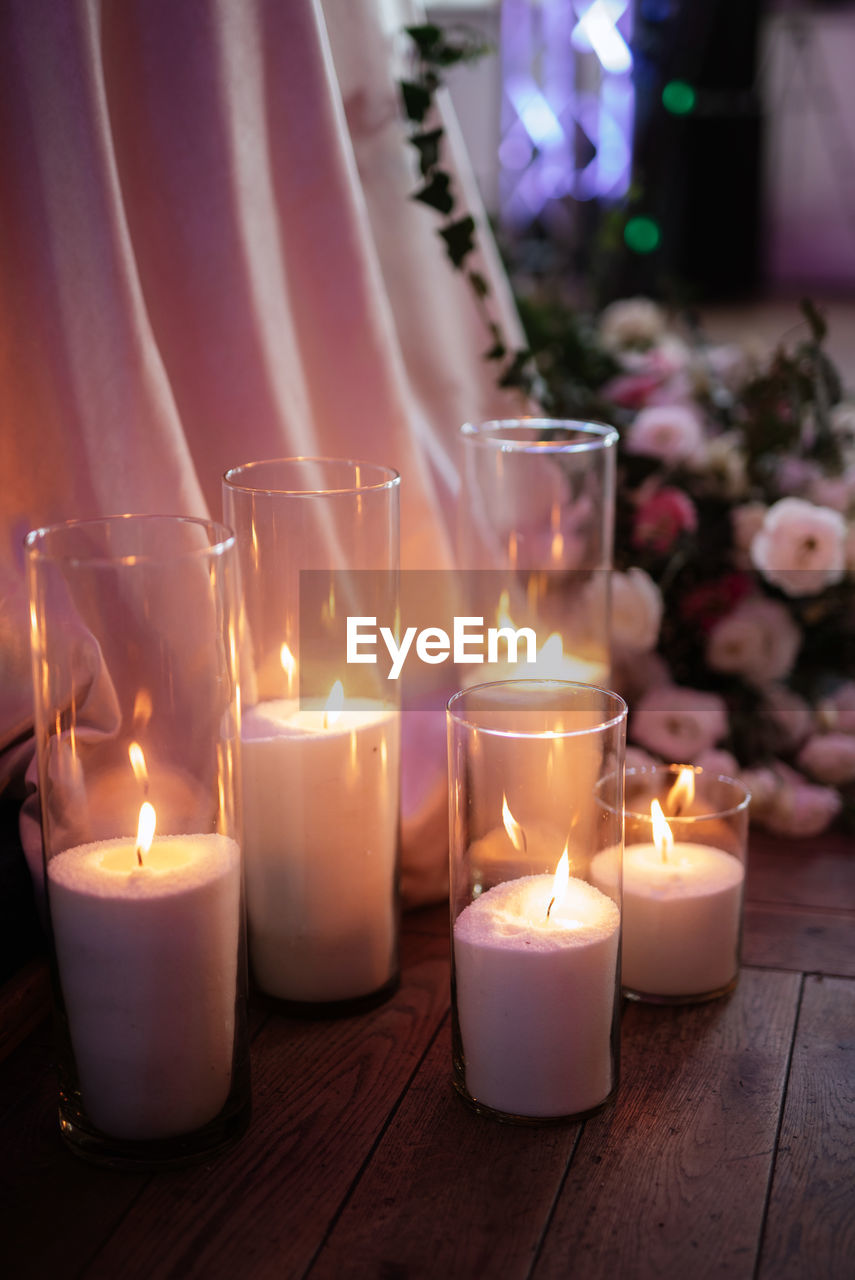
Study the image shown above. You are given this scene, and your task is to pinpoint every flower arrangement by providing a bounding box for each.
[397,23,855,836]
[591,298,855,836]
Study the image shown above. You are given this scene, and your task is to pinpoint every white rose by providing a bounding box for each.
[706,598,800,685]
[611,568,663,653]
[739,766,780,817]
[631,685,729,761]
[750,497,847,596]
[760,774,842,837]
[598,297,666,351]
[625,404,706,466]
[796,733,855,786]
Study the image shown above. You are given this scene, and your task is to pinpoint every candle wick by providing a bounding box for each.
[135,843,144,868]
[520,829,528,855]
[546,894,555,920]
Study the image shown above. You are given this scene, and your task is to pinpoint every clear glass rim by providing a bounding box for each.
[447,679,628,739]
[223,457,401,496]
[621,765,752,821]
[460,419,619,453]
[24,514,235,567]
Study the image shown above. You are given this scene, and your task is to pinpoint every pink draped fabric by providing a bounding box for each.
[0,0,526,904]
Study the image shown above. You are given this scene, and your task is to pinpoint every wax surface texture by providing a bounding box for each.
[48,834,241,1141]
[453,874,620,1118]
[241,699,399,1002]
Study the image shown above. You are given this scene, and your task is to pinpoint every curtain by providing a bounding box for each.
[0,0,526,908]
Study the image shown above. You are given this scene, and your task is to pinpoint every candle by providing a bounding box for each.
[591,795,745,998]
[240,690,400,1003]
[453,852,620,1118]
[47,823,241,1141]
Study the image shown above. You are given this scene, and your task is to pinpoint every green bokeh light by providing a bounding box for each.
[662,80,696,115]
[624,217,661,254]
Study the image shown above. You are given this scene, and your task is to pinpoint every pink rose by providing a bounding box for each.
[763,684,813,751]
[632,487,698,553]
[625,745,660,771]
[760,772,842,837]
[797,733,855,785]
[706,598,801,685]
[631,685,729,761]
[750,497,847,596]
[694,748,739,777]
[625,404,705,466]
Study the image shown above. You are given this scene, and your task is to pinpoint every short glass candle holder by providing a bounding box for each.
[457,420,617,686]
[223,458,401,1013]
[447,680,626,1124]
[25,515,250,1169]
[609,764,751,1004]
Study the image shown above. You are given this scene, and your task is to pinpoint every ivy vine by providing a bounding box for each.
[399,24,542,400]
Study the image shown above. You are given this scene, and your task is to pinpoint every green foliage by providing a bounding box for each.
[399,26,539,401]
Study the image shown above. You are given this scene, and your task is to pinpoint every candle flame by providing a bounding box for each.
[666,766,695,817]
[126,742,147,788]
[135,801,156,866]
[650,798,674,864]
[547,842,571,919]
[132,688,152,728]
[280,642,297,695]
[323,679,345,729]
[496,589,513,632]
[501,793,527,854]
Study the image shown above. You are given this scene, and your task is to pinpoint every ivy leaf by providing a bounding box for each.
[399,80,431,124]
[405,24,443,57]
[484,321,506,361]
[413,172,454,215]
[468,270,489,300]
[801,297,827,344]
[439,215,475,268]
[409,127,444,177]
[498,349,535,390]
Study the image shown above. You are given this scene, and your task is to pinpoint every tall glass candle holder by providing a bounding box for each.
[447,680,626,1124]
[595,764,751,1004]
[457,420,617,685]
[223,458,401,1013]
[25,515,249,1169]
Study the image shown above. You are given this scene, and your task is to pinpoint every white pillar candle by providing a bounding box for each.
[453,873,620,1118]
[241,698,400,1003]
[47,834,241,1141]
[592,842,744,997]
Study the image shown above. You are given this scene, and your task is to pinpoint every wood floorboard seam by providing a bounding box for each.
[525,1124,583,1280]
[750,971,806,1280]
[78,1179,156,1280]
[300,1009,452,1280]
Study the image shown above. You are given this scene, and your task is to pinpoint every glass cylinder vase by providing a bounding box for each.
[223,458,401,1013]
[457,419,617,685]
[25,515,249,1169]
[610,764,751,1004]
[447,680,626,1124]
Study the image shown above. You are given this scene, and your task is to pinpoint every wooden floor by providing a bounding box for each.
[1,827,853,1280]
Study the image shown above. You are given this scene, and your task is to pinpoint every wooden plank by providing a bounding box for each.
[0,1051,149,1280]
[745,829,855,911]
[308,1019,581,1280]
[0,957,50,1063]
[759,976,855,1280]
[742,903,855,977]
[533,969,801,1280]
[82,928,451,1280]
